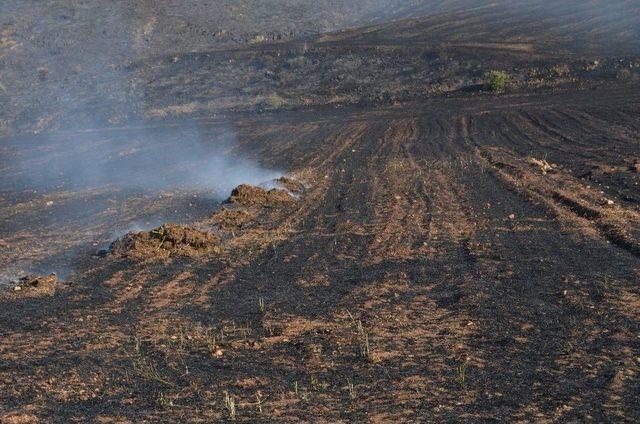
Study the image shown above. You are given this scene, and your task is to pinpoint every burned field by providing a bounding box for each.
[1,1,640,422]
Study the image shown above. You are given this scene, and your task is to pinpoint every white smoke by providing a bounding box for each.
[1,123,281,196]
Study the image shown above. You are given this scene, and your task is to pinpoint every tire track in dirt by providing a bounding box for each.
[459,166,639,420]
[479,147,640,257]
[2,86,640,421]
[429,138,638,421]
[136,102,638,421]
[364,119,432,260]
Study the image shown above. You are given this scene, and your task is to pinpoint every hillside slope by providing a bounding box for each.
[1,2,640,422]
[2,0,639,135]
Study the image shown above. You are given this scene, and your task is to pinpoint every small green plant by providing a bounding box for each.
[347,310,372,359]
[359,332,371,358]
[258,295,265,313]
[255,392,264,414]
[310,374,319,389]
[204,327,217,354]
[132,356,175,387]
[157,392,174,408]
[223,391,237,420]
[485,70,509,92]
[347,379,356,399]
[263,321,275,337]
[133,335,142,354]
[457,360,470,389]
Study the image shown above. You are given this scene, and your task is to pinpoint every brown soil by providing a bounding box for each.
[212,208,252,230]
[6,274,59,298]
[229,184,294,206]
[1,3,640,423]
[4,86,639,421]
[277,177,307,194]
[110,224,222,259]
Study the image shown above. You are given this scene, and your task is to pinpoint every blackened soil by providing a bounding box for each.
[1,3,640,423]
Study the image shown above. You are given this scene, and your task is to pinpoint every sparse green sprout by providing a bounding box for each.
[359,331,371,359]
[134,335,142,354]
[258,295,265,313]
[310,374,319,389]
[347,310,372,359]
[204,327,217,353]
[223,391,237,420]
[157,392,174,408]
[485,70,510,92]
[263,321,274,336]
[255,392,263,414]
[131,356,175,387]
[457,360,470,389]
[347,379,356,399]
[37,67,49,81]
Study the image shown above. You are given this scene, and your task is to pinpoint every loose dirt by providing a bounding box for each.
[1,2,640,422]
[229,184,294,206]
[110,224,222,259]
[7,273,59,298]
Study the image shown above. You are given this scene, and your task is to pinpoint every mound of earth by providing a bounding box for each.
[276,177,306,193]
[212,208,252,230]
[10,273,58,297]
[110,224,222,258]
[228,184,293,206]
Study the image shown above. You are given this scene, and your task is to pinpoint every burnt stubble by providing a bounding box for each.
[1,1,639,422]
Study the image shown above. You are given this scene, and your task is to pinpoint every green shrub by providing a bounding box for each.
[37,67,49,81]
[485,70,509,92]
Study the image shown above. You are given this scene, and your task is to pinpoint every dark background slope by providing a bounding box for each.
[1,1,639,136]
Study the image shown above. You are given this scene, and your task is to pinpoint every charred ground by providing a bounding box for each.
[1,1,640,422]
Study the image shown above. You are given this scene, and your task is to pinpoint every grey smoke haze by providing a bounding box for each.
[2,0,639,135]
[0,121,281,283]
[2,0,638,191]
[1,125,282,196]
[2,0,284,195]
[1,0,639,284]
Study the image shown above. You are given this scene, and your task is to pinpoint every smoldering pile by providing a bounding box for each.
[107,178,304,260]
[228,176,303,206]
[9,273,59,297]
[228,184,292,206]
[109,223,222,259]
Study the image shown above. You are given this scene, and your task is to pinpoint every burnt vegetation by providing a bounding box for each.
[1,1,640,422]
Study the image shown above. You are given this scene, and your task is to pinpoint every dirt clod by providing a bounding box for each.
[229,184,293,206]
[10,273,58,297]
[110,224,222,258]
[276,177,305,193]
[212,208,251,230]
[528,157,554,174]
